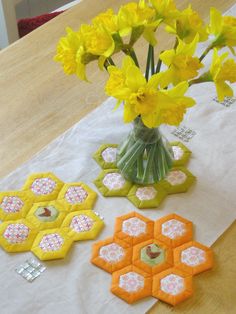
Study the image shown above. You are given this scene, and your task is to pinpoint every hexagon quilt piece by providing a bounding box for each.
[91,211,213,306]
[0,172,104,261]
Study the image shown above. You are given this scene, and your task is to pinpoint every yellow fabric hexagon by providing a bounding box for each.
[22,172,64,202]
[57,183,97,211]
[0,219,38,252]
[0,190,33,221]
[61,210,104,241]
[31,228,73,261]
[25,200,68,231]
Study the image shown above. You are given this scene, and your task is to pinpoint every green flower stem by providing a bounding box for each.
[150,45,155,75]
[142,143,157,182]
[189,72,213,86]
[108,57,115,66]
[145,44,152,81]
[155,58,162,73]
[137,154,144,180]
[130,49,140,68]
[199,44,214,61]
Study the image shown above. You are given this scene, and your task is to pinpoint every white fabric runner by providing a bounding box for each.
[0,4,236,314]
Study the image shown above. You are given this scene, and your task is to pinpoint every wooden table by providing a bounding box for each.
[0,0,235,313]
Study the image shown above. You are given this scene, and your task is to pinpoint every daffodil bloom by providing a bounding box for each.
[208,7,236,49]
[54,27,88,80]
[105,56,195,128]
[92,9,118,34]
[209,48,236,101]
[159,35,203,87]
[150,0,180,26]
[166,5,208,43]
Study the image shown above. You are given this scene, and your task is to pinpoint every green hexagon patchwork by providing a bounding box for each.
[170,142,192,167]
[93,144,118,169]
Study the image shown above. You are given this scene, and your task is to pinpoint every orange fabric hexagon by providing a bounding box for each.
[91,236,132,273]
[154,213,193,248]
[174,241,214,275]
[111,265,152,304]
[152,267,193,306]
[132,238,173,275]
[115,212,154,245]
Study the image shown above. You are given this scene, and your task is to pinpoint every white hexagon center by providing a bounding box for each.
[31,178,56,195]
[65,186,88,204]
[162,219,186,239]
[181,246,206,266]
[3,223,29,244]
[101,147,117,163]
[119,272,144,292]
[39,233,64,252]
[99,243,125,263]
[172,146,184,160]
[166,170,187,185]
[161,274,185,296]
[136,186,157,201]
[102,173,126,190]
[122,217,146,237]
[0,196,24,213]
[70,215,94,233]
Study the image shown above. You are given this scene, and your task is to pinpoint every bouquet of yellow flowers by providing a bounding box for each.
[55,0,236,184]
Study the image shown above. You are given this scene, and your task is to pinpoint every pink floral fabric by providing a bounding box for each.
[166,170,187,185]
[162,219,186,239]
[161,274,184,296]
[122,217,146,237]
[102,173,126,190]
[3,223,29,244]
[65,186,88,204]
[31,178,56,195]
[119,272,144,293]
[135,187,157,201]
[70,215,94,233]
[39,233,64,252]
[0,196,24,213]
[181,246,206,266]
[99,243,125,263]
[101,147,117,163]
[172,146,184,160]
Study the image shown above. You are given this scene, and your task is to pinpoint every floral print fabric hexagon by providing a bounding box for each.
[3,223,29,243]
[119,272,144,293]
[181,246,206,266]
[70,215,94,233]
[39,233,64,252]
[162,219,186,239]
[161,274,185,296]
[135,187,157,201]
[172,146,184,160]
[166,171,187,186]
[31,178,56,195]
[102,173,126,190]
[0,196,24,213]
[122,217,146,237]
[101,147,117,163]
[65,186,88,204]
[34,205,59,222]
[99,243,125,263]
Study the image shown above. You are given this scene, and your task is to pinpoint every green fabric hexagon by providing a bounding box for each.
[93,144,118,169]
[170,142,192,167]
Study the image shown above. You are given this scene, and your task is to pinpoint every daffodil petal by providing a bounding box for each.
[160,49,175,66]
[125,65,146,91]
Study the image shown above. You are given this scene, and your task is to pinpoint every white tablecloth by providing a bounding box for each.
[0,4,236,314]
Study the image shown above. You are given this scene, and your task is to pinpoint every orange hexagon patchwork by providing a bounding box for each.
[0,172,104,261]
[91,211,213,306]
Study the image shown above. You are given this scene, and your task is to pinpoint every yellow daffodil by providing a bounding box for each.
[160,35,203,87]
[166,5,208,43]
[150,0,180,25]
[105,56,195,127]
[54,27,88,80]
[208,7,236,50]
[209,48,236,101]
[92,9,118,34]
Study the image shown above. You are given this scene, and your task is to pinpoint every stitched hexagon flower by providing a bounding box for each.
[31,228,73,260]
[22,172,64,202]
[0,191,33,221]
[170,142,192,167]
[174,241,214,275]
[154,214,193,248]
[159,167,196,194]
[61,210,104,241]
[94,169,133,197]
[57,182,97,211]
[26,200,68,230]
[93,144,118,169]
[0,219,38,252]
[91,236,132,273]
[127,184,167,209]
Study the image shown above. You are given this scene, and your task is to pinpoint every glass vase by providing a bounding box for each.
[116,117,173,184]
